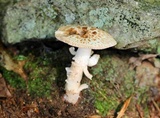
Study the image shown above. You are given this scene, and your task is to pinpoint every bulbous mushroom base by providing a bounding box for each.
[64,92,80,104]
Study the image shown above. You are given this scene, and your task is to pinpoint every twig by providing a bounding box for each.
[151,98,160,113]
[136,104,144,118]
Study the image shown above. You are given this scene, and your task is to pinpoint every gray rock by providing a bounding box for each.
[1,0,160,53]
[2,0,59,43]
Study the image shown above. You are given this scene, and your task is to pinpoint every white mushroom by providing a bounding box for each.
[55,25,117,104]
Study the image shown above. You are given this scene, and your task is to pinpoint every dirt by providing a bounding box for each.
[0,84,96,118]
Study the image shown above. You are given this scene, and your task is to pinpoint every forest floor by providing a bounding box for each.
[0,40,160,118]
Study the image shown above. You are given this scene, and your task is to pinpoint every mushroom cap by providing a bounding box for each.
[55,25,117,49]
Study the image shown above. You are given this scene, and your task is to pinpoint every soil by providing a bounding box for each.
[0,86,96,118]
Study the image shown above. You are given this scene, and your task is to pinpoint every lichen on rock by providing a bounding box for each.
[2,0,58,43]
[1,0,160,53]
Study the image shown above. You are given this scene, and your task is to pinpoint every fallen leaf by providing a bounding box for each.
[0,73,12,98]
[129,54,159,69]
[88,115,102,118]
[0,42,27,80]
[139,54,159,60]
[148,58,160,68]
[136,61,159,87]
[116,95,132,118]
[129,57,141,69]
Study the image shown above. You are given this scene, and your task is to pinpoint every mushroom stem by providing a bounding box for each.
[72,48,94,79]
[64,47,100,104]
[64,61,88,104]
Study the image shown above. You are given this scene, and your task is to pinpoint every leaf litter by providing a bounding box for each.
[129,53,160,117]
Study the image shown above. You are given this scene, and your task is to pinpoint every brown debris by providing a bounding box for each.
[129,53,160,117]
[149,99,160,118]
[0,73,12,98]
[0,42,27,80]
[21,102,39,117]
[116,95,132,118]
[129,54,159,69]
[135,61,160,87]
[87,115,102,118]
[136,104,144,118]
[129,53,160,87]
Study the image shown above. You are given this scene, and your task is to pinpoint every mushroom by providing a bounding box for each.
[55,25,117,104]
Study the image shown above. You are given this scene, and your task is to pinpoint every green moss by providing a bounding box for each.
[0,54,27,89]
[27,77,52,97]
[120,71,135,97]
[24,55,57,97]
[135,86,149,104]
[157,46,160,54]
[95,98,118,116]
[90,50,150,116]
[0,49,58,98]
[148,39,157,45]
[135,0,160,10]
[92,80,119,116]
[1,68,26,89]
[14,55,27,60]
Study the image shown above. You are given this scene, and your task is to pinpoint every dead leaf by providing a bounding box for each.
[136,61,159,87]
[0,73,12,98]
[139,54,159,60]
[129,54,159,69]
[155,74,160,87]
[129,57,141,69]
[148,58,160,68]
[88,115,102,118]
[0,42,27,80]
[116,95,132,118]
